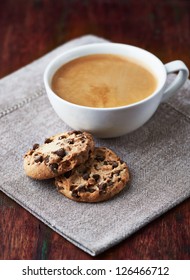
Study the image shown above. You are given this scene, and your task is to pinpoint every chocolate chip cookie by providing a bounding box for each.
[24,131,94,179]
[55,147,129,202]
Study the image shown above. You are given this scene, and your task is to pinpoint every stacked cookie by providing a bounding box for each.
[24,130,129,202]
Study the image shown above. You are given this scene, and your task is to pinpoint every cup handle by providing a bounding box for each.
[162,60,189,101]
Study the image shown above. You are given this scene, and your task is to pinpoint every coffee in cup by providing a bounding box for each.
[51,54,157,108]
[44,43,189,138]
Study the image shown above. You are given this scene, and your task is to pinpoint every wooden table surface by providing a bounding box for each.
[0,0,190,260]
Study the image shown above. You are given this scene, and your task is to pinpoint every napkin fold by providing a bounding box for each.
[0,35,190,256]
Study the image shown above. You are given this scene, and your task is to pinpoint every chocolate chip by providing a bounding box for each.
[107,180,114,186]
[64,170,72,178]
[112,161,118,168]
[98,182,107,193]
[70,184,77,191]
[71,189,80,198]
[34,155,43,163]
[87,188,96,193]
[73,130,82,135]
[82,168,88,173]
[114,170,120,176]
[92,174,100,181]
[95,155,105,161]
[49,163,58,173]
[44,155,50,163]
[103,161,108,165]
[77,185,86,192]
[109,172,114,178]
[82,173,89,180]
[33,143,39,150]
[68,130,81,135]
[53,148,66,158]
[67,139,74,144]
[44,138,52,144]
[58,135,66,140]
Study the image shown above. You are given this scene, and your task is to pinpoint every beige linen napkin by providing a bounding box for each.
[0,35,190,256]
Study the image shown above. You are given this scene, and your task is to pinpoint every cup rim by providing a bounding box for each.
[44,42,167,111]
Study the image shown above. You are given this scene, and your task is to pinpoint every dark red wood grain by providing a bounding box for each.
[0,0,190,260]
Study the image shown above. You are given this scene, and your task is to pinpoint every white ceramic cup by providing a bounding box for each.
[44,43,189,138]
